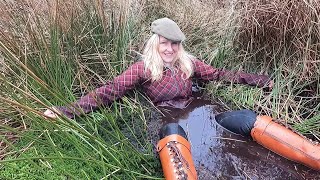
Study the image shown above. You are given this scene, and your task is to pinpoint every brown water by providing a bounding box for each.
[154,98,320,180]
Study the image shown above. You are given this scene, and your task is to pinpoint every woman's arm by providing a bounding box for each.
[48,61,146,119]
[192,59,272,88]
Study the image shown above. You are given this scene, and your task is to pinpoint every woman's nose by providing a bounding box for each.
[166,44,173,51]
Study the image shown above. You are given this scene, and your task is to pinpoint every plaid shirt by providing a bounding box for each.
[57,59,271,118]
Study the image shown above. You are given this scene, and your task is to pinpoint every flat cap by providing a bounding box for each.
[151,17,186,42]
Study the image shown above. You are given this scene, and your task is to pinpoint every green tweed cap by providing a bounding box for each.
[151,17,186,42]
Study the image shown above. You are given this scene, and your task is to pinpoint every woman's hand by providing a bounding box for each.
[44,107,60,119]
[263,80,274,92]
[268,80,274,91]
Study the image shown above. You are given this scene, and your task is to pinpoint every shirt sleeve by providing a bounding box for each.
[56,61,146,118]
[192,59,271,88]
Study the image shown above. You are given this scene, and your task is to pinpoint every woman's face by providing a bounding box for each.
[158,36,179,66]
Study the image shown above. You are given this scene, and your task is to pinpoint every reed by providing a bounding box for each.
[0,0,161,178]
[206,0,319,139]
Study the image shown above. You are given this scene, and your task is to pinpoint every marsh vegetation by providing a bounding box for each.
[0,0,319,178]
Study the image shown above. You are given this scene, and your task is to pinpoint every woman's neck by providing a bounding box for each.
[163,62,173,67]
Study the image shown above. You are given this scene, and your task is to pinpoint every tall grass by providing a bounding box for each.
[0,0,161,178]
[206,0,320,139]
[0,0,319,178]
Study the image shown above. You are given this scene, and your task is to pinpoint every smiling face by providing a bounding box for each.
[158,36,180,67]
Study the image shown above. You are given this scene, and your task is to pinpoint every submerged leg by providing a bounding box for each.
[215,109,257,136]
[157,123,198,180]
[215,110,320,170]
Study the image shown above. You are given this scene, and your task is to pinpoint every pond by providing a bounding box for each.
[149,97,319,179]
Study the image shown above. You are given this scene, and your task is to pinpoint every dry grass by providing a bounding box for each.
[235,0,320,76]
[0,0,236,58]
[143,0,238,55]
[220,0,320,138]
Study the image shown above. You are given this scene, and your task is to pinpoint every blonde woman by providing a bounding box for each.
[45,17,319,176]
[43,18,274,178]
[44,18,319,175]
[44,18,271,119]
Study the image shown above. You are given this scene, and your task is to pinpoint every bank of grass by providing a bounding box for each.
[0,0,319,178]
[206,0,320,139]
[0,0,161,178]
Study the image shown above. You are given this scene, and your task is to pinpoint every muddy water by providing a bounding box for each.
[156,98,319,180]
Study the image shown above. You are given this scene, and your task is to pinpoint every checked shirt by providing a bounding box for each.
[57,59,271,118]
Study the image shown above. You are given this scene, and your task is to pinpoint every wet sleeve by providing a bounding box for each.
[56,61,146,119]
[192,59,271,88]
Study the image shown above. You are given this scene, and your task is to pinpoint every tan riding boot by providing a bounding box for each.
[157,123,198,180]
[251,115,320,170]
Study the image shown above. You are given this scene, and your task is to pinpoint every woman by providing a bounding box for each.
[44,17,319,176]
[44,17,271,119]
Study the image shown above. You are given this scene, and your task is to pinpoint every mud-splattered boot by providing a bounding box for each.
[157,123,198,180]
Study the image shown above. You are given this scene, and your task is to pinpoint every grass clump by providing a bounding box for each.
[205,0,320,139]
[0,0,161,178]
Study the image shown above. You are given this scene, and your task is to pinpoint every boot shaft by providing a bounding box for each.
[251,116,320,171]
[157,123,198,180]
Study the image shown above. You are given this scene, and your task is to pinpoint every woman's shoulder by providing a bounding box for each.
[126,60,152,78]
[190,58,207,67]
[126,60,145,71]
[190,58,203,63]
[131,60,145,67]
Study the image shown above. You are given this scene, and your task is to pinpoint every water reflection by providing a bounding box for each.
[157,99,319,179]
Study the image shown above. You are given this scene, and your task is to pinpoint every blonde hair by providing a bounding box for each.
[142,34,194,81]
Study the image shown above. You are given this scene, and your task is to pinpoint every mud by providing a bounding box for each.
[149,97,319,179]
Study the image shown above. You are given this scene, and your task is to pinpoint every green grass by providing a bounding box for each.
[0,0,319,178]
[0,1,162,178]
[0,100,161,179]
